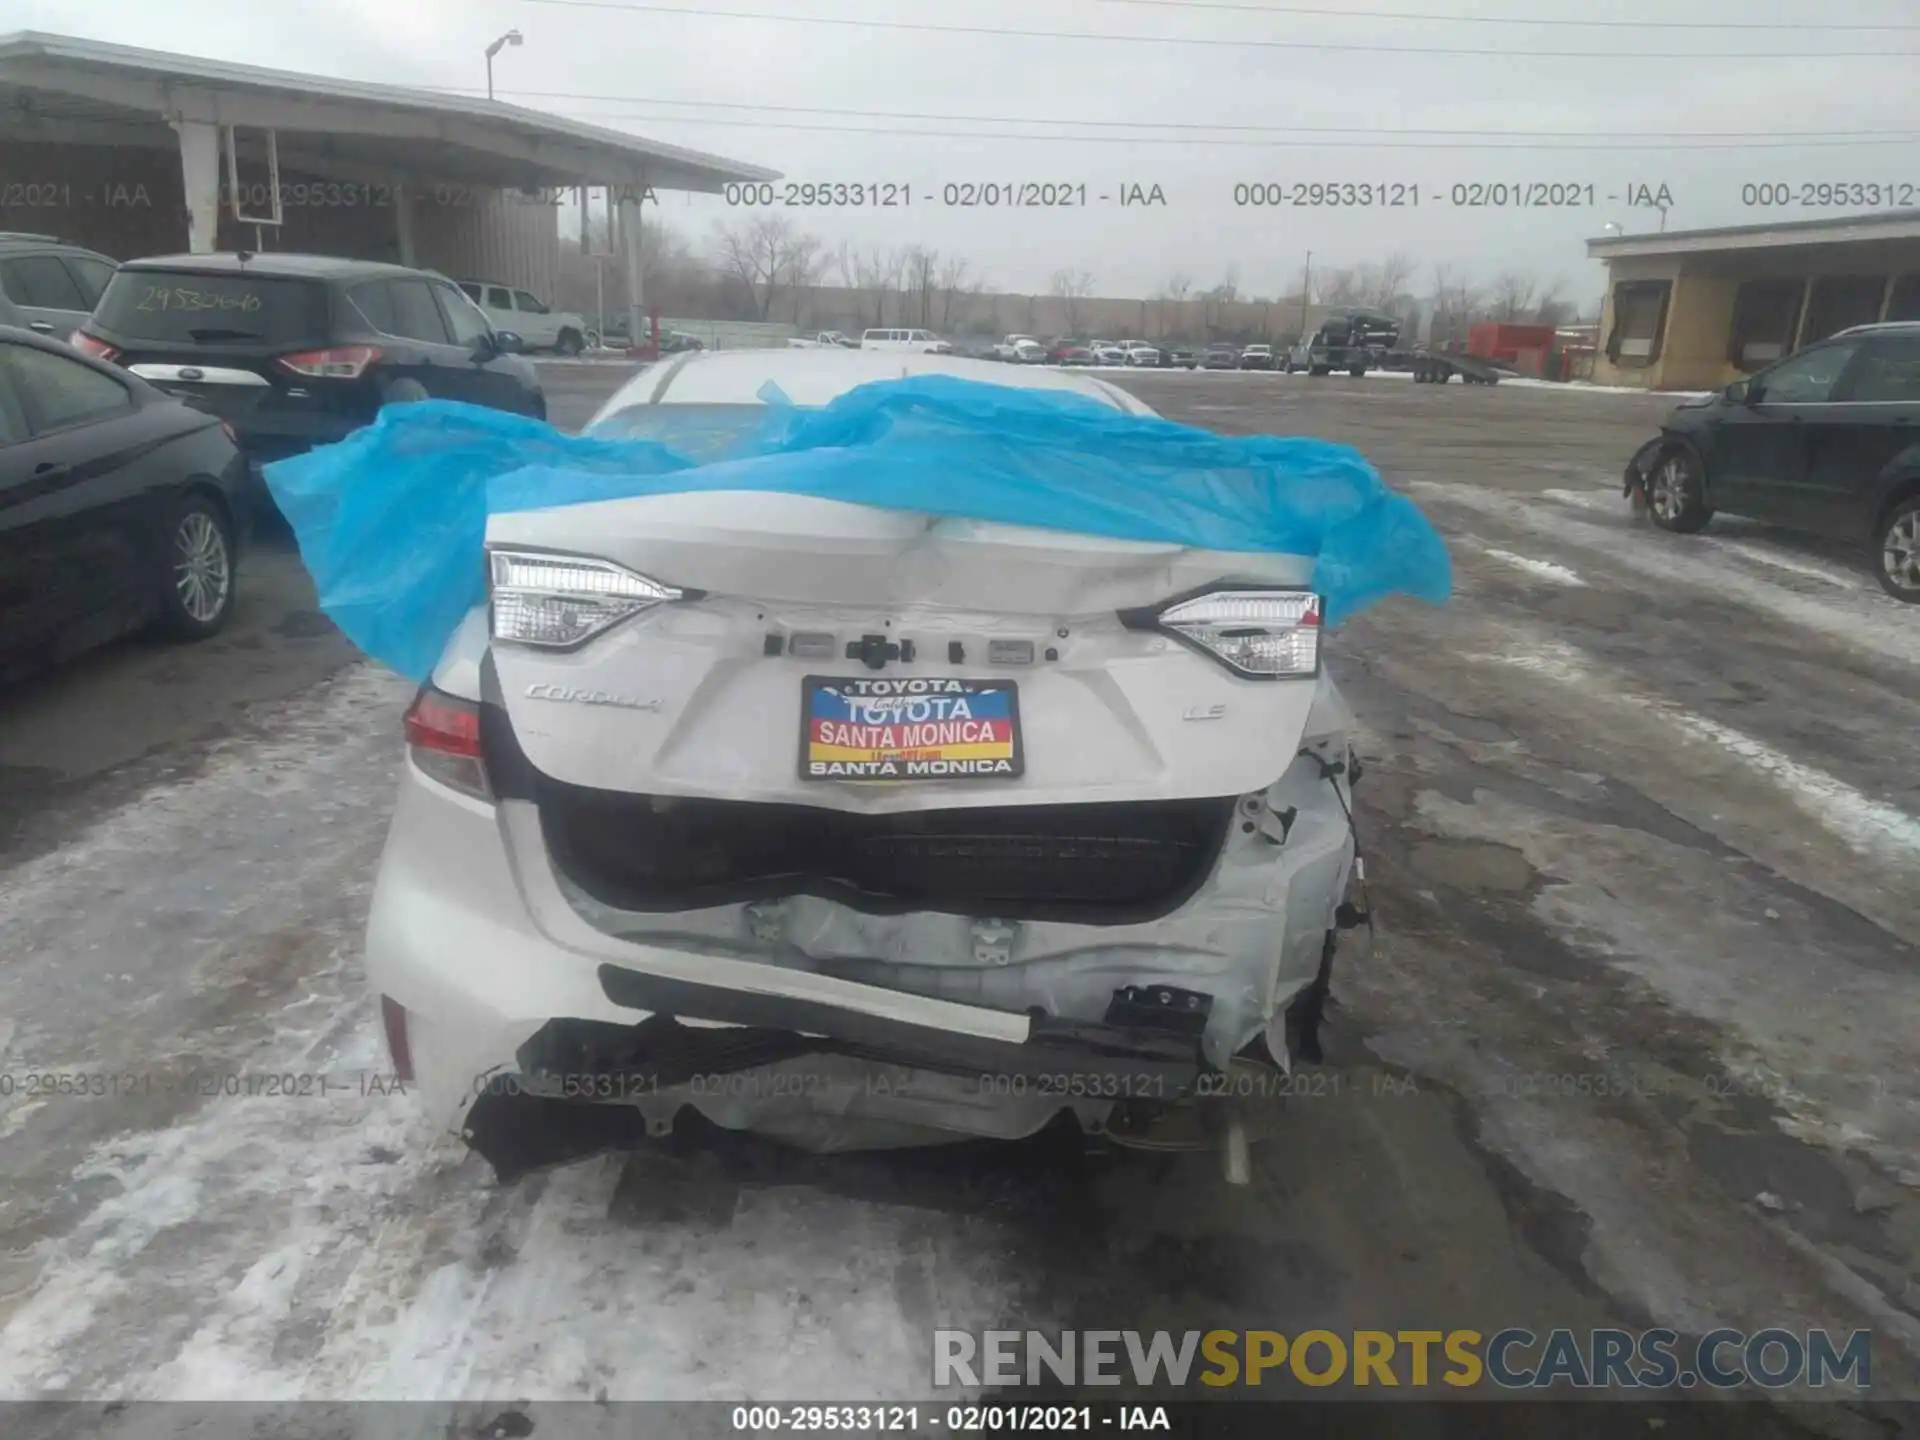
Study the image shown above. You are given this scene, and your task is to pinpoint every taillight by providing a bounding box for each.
[1122,588,1323,679]
[71,332,119,362]
[278,345,382,379]
[403,686,491,799]
[487,547,684,649]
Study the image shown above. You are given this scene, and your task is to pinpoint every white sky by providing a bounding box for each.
[10,0,1920,302]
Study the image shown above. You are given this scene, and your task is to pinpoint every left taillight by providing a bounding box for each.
[70,332,119,362]
[1123,587,1323,679]
[403,685,491,799]
[278,345,382,379]
[488,547,685,650]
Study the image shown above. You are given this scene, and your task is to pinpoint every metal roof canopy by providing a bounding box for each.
[1587,208,1920,262]
[0,29,780,192]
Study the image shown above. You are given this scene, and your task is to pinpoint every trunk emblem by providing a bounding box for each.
[1183,703,1228,721]
[525,683,662,711]
[178,367,205,381]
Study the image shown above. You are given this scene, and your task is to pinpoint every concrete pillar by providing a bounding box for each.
[172,119,222,253]
[392,180,416,266]
[619,185,646,354]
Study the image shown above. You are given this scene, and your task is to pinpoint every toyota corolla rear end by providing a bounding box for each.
[364,366,1361,1172]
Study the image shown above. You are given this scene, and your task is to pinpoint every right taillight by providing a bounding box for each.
[279,345,382,379]
[70,332,119,362]
[1124,587,1323,679]
[403,686,491,799]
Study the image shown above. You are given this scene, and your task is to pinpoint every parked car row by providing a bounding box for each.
[0,236,556,680]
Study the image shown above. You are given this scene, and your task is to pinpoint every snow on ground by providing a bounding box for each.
[1436,626,1920,1174]
[1415,479,1920,669]
[1474,545,1588,587]
[0,667,1029,1403]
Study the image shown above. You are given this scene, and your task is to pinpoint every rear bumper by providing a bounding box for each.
[366,739,1356,1162]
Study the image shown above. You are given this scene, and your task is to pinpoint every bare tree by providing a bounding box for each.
[1156,272,1193,338]
[1200,265,1241,335]
[1317,266,1366,307]
[853,245,906,327]
[712,215,821,321]
[1488,270,1539,323]
[935,254,974,330]
[1429,263,1484,345]
[1049,266,1096,336]
[1532,277,1574,328]
[1375,251,1416,311]
[902,246,941,327]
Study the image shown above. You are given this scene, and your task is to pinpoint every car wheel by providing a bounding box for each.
[555,328,584,356]
[582,328,601,350]
[1646,447,1713,534]
[1875,495,1920,602]
[380,377,429,407]
[160,493,236,640]
[1350,367,1366,378]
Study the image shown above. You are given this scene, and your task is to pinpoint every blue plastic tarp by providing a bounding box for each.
[264,375,1451,682]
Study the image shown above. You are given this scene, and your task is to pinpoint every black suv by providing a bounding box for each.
[0,232,118,339]
[73,253,546,473]
[1626,321,1920,601]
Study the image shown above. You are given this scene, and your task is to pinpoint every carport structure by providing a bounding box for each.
[0,30,779,348]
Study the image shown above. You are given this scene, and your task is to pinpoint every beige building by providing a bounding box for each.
[1587,209,1920,391]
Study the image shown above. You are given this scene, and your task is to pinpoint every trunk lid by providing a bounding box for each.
[483,493,1326,812]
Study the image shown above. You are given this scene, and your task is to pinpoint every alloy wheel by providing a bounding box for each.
[174,511,231,624]
[1650,455,1693,523]
[1884,510,1920,595]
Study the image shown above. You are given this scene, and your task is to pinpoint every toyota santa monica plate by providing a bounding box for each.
[801,676,1023,780]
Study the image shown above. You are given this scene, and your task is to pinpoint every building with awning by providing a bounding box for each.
[0,30,779,344]
[1587,209,1920,391]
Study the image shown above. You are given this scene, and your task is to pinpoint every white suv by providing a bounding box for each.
[456,280,595,355]
[861,327,954,354]
[365,348,1358,1172]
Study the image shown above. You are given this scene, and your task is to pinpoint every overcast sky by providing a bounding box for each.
[10,0,1920,302]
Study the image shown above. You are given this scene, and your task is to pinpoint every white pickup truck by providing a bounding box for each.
[991,334,1046,363]
[786,330,861,350]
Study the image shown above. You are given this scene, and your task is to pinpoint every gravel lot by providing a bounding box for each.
[2,362,1915,1431]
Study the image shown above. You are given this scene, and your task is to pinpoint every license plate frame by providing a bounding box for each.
[799,676,1023,782]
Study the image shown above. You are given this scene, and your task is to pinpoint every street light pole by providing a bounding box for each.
[1301,250,1312,338]
[485,29,523,100]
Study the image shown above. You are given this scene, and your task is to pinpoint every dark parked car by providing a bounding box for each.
[0,326,249,677]
[1162,346,1197,369]
[1201,344,1240,370]
[1625,322,1920,601]
[72,253,546,476]
[0,232,118,341]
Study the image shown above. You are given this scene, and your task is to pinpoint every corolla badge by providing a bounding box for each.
[525,683,662,711]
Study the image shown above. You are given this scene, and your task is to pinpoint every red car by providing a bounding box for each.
[1047,340,1094,365]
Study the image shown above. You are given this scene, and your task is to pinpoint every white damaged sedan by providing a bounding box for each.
[365,348,1363,1175]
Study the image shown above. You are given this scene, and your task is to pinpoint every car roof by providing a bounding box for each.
[600,347,1156,416]
[115,252,430,281]
[1832,320,1920,340]
[0,233,115,260]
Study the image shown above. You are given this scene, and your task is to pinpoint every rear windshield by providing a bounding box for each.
[92,271,328,345]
